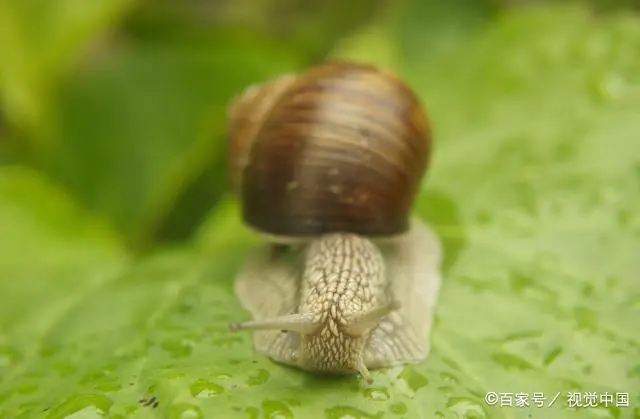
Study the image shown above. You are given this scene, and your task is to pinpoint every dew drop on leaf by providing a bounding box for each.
[491,351,535,371]
[363,387,389,401]
[542,346,563,366]
[389,402,407,415]
[628,364,640,379]
[324,405,384,419]
[165,371,187,380]
[439,372,459,385]
[60,406,105,419]
[245,406,259,419]
[398,367,429,392]
[445,397,487,419]
[246,368,270,386]
[168,403,204,419]
[95,383,122,392]
[161,338,193,358]
[189,378,224,398]
[573,306,597,331]
[261,400,293,419]
[45,394,113,419]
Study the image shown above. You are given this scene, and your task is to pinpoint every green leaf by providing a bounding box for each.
[46,34,303,251]
[0,0,136,152]
[2,3,640,419]
[126,0,384,63]
[331,0,499,74]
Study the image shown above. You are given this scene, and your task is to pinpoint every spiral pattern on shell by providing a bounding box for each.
[227,60,432,240]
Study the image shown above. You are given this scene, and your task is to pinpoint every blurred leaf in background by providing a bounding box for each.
[1,0,640,418]
[0,0,136,153]
[0,0,383,252]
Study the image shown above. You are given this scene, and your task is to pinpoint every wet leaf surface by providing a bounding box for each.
[1,3,640,419]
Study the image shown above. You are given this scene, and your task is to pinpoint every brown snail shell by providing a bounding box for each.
[227,60,432,240]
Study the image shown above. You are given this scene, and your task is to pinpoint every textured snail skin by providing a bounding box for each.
[231,233,391,382]
[227,61,432,239]
[229,217,443,383]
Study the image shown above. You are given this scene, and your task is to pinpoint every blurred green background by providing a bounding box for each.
[1,0,640,418]
[0,0,636,253]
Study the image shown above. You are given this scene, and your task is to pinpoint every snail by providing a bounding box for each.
[226,60,443,383]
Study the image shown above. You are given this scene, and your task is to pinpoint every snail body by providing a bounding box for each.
[227,61,443,383]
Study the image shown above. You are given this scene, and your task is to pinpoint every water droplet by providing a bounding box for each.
[213,372,232,380]
[627,364,640,379]
[325,405,383,419]
[445,397,487,419]
[399,367,429,392]
[439,372,459,385]
[389,402,407,415]
[80,366,116,385]
[44,394,113,419]
[262,400,293,419]
[245,406,259,419]
[168,403,204,419]
[247,369,270,386]
[491,352,534,371]
[0,346,21,367]
[574,306,597,331]
[124,404,139,414]
[161,338,193,358]
[543,346,562,366]
[189,379,224,398]
[166,372,186,380]
[364,388,389,401]
[60,407,104,419]
[97,383,123,392]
